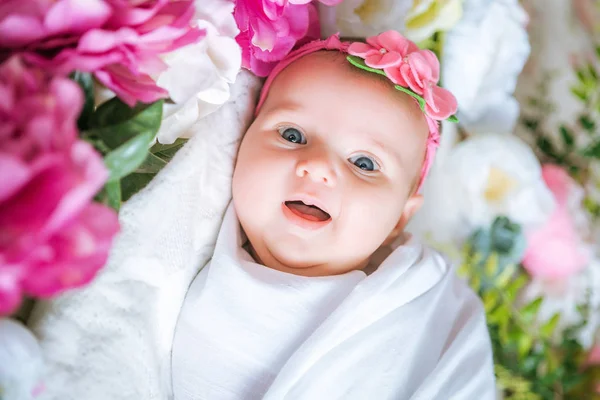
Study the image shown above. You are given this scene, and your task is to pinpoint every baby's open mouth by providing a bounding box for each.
[284,200,331,222]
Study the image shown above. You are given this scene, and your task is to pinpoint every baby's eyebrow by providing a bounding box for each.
[260,102,303,120]
[366,135,403,168]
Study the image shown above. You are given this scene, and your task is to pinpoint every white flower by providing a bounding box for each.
[404,0,463,43]
[155,0,241,144]
[521,255,600,349]
[319,0,414,38]
[319,0,462,42]
[0,318,44,400]
[408,133,555,244]
[442,0,530,135]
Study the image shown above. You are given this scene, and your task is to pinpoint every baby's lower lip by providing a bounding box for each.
[281,203,332,230]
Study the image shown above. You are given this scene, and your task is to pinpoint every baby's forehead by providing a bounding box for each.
[259,52,430,179]
[264,51,427,133]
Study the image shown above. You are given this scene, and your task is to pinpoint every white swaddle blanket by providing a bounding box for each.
[26,71,262,400]
[172,205,497,399]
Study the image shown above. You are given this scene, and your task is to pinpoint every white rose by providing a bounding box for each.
[155,0,241,144]
[0,318,44,399]
[319,0,413,38]
[319,0,463,41]
[404,0,463,43]
[442,0,530,135]
[408,133,555,244]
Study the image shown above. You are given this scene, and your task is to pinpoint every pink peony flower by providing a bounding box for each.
[348,30,417,69]
[0,56,120,315]
[0,0,204,106]
[522,165,590,280]
[234,0,321,77]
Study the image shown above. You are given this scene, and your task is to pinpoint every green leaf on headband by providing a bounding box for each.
[394,84,427,111]
[346,55,459,124]
[346,55,388,77]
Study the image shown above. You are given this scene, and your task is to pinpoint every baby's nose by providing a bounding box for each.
[295,158,337,187]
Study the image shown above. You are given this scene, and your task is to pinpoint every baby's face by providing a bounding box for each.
[232,52,429,276]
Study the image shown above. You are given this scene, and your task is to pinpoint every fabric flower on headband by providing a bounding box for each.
[347,31,458,122]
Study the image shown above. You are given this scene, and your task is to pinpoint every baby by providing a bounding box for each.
[172,31,496,399]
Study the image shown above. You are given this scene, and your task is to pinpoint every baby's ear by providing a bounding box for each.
[383,194,423,246]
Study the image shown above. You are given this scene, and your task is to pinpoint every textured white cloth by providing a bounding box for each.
[173,206,497,400]
[172,205,365,399]
[26,71,262,400]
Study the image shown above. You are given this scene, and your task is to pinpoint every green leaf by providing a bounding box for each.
[447,114,459,123]
[540,313,560,340]
[559,125,575,148]
[120,172,156,202]
[71,72,95,131]
[581,140,600,158]
[105,180,122,212]
[104,131,155,182]
[346,55,388,77]
[578,114,596,132]
[588,64,598,81]
[495,263,516,288]
[517,334,533,358]
[521,117,539,132]
[88,98,163,150]
[536,136,558,158]
[520,297,543,323]
[483,292,498,312]
[135,152,167,174]
[507,274,528,300]
[394,85,427,111]
[149,138,187,154]
[571,87,588,102]
[151,139,187,162]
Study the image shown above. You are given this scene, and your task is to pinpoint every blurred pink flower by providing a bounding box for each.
[522,164,590,280]
[0,0,204,106]
[234,0,321,77]
[587,345,600,365]
[0,56,119,315]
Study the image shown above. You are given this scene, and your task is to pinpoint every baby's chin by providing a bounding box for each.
[255,241,370,277]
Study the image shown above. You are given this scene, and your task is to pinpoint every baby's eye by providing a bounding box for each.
[348,155,380,172]
[278,127,306,144]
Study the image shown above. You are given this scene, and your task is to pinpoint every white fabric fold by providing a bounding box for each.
[173,206,497,399]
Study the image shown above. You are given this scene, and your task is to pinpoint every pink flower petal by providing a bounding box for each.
[384,65,408,86]
[22,202,120,298]
[407,50,440,86]
[45,0,111,37]
[348,42,378,58]
[2,0,201,105]
[0,15,46,47]
[95,66,168,106]
[400,63,424,95]
[365,51,402,69]
[424,85,457,119]
[0,264,24,315]
[0,155,32,202]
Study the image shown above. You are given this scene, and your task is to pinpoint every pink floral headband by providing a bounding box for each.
[255,31,459,192]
